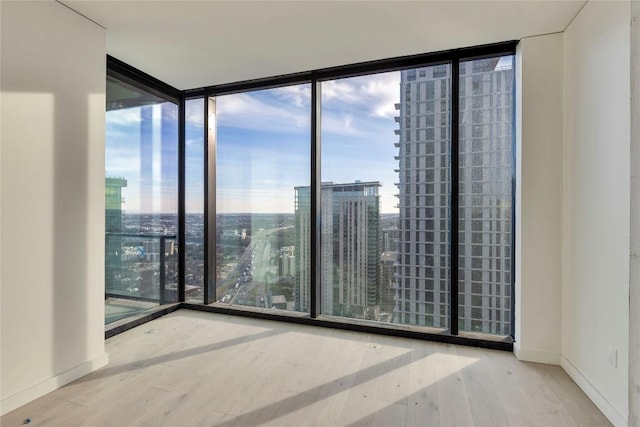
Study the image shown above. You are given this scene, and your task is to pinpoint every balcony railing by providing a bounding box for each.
[105,232,178,305]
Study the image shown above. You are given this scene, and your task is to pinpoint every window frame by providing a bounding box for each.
[107,40,517,349]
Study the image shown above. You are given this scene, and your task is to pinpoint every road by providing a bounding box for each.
[218,226,291,308]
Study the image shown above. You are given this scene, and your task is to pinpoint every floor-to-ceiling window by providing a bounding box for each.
[184,98,205,303]
[213,86,311,312]
[314,56,513,336]
[105,71,179,324]
[319,68,452,328]
[458,56,514,335]
[107,42,515,345]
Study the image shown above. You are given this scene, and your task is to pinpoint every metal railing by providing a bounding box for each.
[105,232,177,304]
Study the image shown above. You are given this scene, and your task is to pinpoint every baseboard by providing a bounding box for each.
[513,343,561,364]
[560,355,628,427]
[0,353,109,416]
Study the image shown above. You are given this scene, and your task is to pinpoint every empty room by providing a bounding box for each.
[1,1,638,425]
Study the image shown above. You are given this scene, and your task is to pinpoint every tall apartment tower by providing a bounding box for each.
[295,181,381,319]
[105,176,127,293]
[394,58,513,335]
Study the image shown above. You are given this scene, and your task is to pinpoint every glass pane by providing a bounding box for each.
[320,66,450,328]
[215,85,311,313]
[458,56,514,335]
[185,98,205,303]
[105,76,179,324]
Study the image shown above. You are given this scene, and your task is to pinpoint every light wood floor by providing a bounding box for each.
[2,310,610,426]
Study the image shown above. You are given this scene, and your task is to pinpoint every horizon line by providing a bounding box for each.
[121,211,400,215]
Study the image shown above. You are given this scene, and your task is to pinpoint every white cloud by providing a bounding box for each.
[320,71,400,137]
[361,72,401,118]
[106,108,142,126]
[162,103,178,120]
[321,114,365,137]
[186,137,203,147]
[321,80,359,103]
[107,102,179,126]
[322,71,400,118]
[271,85,311,108]
[180,74,400,139]
[185,99,205,126]
[216,91,310,133]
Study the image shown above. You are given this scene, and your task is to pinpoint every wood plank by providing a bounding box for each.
[0,311,611,427]
[456,345,510,426]
[483,348,543,426]
[537,363,612,426]
[434,343,475,426]
[404,340,441,427]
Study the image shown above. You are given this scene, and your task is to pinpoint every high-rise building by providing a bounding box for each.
[295,181,381,319]
[379,250,397,322]
[279,246,296,277]
[105,177,127,294]
[106,177,127,233]
[394,58,513,335]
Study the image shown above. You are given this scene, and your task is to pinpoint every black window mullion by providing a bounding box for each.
[178,96,186,302]
[510,55,517,339]
[310,79,322,318]
[450,58,460,335]
[203,96,210,305]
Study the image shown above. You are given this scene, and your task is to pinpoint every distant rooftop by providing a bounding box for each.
[295,181,381,190]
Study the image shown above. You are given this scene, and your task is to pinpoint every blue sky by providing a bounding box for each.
[321,72,400,213]
[106,103,179,213]
[106,71,401,214]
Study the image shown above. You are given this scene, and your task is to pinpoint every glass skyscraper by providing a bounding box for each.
[295,181,381,319]
[394,58,513,335]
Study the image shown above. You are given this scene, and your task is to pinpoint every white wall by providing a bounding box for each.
[562,2,630,425]
[629,0,640,424]
[514,33,564,364]
[0,1,108,415]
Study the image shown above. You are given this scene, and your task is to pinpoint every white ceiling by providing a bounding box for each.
[62,0,586,90]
